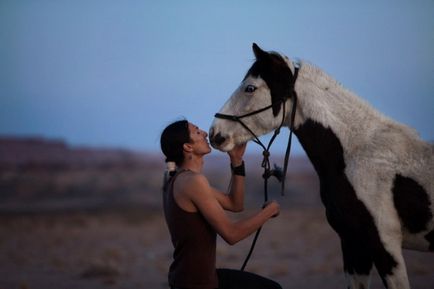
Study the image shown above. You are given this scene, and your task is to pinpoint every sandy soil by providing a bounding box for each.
[0,208,432,289]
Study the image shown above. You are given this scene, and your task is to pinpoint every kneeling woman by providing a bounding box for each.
[160,119,282,289]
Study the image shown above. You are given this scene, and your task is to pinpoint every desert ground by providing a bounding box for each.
[1,208,433,289]
[0,138,433,289]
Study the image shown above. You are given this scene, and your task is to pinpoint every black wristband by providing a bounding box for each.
[231,161,245,176]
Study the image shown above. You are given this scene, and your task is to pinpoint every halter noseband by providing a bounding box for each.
[214,100,287,151]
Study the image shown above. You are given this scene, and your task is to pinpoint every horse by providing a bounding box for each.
[209,43,434,289]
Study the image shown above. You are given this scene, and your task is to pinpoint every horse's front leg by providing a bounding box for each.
[341,235,411,289]
[341,238,373,289]
[374,244,410,289]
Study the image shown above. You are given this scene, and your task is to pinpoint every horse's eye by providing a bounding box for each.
[244,85,257,93]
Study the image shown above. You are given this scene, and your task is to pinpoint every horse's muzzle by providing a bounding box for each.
[209,127,226,148]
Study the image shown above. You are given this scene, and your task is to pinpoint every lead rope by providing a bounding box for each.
[240,95,297,271]
[240,114,281,271]
[240,67,299,271]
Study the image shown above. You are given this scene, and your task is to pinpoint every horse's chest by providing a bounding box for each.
[295,119,383,238]
[319,173,378,239]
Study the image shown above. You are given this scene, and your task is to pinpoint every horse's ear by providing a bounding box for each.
[252,43,268,60]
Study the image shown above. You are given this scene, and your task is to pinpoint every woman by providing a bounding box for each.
[160,119,282,289]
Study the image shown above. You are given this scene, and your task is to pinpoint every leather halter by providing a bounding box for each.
[214,64,299,272]
[214,66,299,195]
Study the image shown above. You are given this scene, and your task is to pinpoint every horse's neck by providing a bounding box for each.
[289,62,427,185]
[291,62,385,155]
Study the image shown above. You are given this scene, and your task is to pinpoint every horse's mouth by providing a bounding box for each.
[210,130,252,152]
[210,141,228,151]
[210,136,233,152]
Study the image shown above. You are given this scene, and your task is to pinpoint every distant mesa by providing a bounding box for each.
[0,136,161,170]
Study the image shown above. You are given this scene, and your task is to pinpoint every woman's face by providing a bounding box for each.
[187,122,212,155]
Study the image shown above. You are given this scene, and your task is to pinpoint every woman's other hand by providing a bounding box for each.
[227,143,247,166]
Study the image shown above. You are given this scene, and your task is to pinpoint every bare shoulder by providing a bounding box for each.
[176,171,216,211]
[179,171,210,193]
[173,171,212,212]
[176,171,209,193]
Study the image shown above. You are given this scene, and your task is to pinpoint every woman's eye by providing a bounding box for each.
[244,85,256,93]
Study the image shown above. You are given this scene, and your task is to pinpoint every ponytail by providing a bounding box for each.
[162,161,177,192]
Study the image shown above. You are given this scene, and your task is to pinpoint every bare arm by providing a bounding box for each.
[212,174,245,212]
[213,144,247,212]
[187,174,279,245]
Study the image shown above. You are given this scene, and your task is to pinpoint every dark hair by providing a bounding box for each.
[160,119,190,166]
[160,119,190,192]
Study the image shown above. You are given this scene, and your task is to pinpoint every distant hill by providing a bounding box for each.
[0,136,319,214]
[0,136,162,169]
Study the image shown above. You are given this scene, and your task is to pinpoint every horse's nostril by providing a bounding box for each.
[213,133,226,146]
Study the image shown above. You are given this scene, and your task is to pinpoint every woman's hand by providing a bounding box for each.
[263,200,280,218]
[227,143,247,166]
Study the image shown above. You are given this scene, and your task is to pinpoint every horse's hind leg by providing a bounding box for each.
[341,239,373,289]
[345,272,372,289]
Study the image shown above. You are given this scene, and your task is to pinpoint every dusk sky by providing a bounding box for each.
[1,0,433,157]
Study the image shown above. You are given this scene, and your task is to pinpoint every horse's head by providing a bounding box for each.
[209,43,297,151]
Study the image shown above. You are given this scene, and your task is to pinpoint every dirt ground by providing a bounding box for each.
[1,140,432,288]
[0,208,433,289]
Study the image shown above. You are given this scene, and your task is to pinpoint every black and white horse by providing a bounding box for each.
[209,43,434,289]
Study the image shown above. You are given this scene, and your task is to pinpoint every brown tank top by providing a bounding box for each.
[163,170,218,289]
